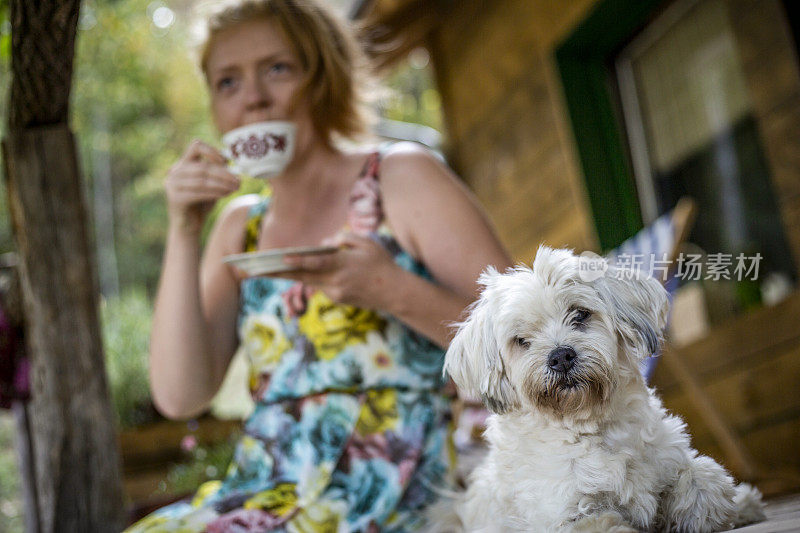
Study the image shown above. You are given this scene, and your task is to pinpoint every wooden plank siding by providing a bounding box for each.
[426,0,599,258]
[420,0,800,270]
[652,289,800,494]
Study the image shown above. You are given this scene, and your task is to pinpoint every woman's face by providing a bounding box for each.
[205,18,312,137]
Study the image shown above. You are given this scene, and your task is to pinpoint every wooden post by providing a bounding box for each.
[1,1,125,531]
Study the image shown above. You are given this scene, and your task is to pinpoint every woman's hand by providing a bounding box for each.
[165,140,240,235]
[278,232,402,311]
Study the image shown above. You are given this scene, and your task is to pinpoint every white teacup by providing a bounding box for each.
[222,121,296,178]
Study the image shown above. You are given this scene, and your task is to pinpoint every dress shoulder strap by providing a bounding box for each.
[347,144,396,235]
[357,142,393,181]
[242,195,270,253]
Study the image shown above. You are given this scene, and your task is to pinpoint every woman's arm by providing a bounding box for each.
[149,141,245,419]
[150,200,251,419]
[382,264,474,347]
[378,143,513,344]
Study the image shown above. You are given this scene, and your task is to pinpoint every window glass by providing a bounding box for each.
[616,0,796,327]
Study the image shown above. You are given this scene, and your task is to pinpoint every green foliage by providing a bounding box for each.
[0,0,8,58]
[72,0,216,294]
[380,50,442,132]
[0,9,9,64]
[101,288,155,428]
[0,414,22,533]
[159,435,239,496]
[0,3,443,521]
[0,0,10,254]
[0,0,442,413]
[0,292,156,530]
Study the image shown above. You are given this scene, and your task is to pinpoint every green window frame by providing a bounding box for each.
[555,0,665,251]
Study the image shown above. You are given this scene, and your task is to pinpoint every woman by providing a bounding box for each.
[130,0,511,531]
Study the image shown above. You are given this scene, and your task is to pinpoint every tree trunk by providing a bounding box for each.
[1,0,125,530]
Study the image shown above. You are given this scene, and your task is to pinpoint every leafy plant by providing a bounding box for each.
[0,0,9,64]
[101,288,156,428]
[0,413,22,533]
[159,433,239,496]
[72,0,217,295]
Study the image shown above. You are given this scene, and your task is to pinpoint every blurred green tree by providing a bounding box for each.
[380,47,442,133]
[0,0,12,252]
[71,0,218,296]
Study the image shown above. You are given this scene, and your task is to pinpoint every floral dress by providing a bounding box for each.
[127,149,456,533]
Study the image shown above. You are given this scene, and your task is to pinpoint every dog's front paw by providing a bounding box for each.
[733,483,765,527]
[662,454,738,532]
[566,511,638,533]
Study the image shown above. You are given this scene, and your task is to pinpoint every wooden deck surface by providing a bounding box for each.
[733,493,800,532]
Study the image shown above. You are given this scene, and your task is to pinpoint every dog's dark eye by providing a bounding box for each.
[572,308,592,326]
[514,336,531,349]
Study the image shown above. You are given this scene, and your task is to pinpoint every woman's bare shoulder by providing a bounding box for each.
[377,143,478,257]
[379,142,466,208]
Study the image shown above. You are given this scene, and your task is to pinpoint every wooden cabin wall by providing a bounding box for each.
[425,0,800,269]
[652,290,800,495]
[727,0,800,279]
[426,0,600,261]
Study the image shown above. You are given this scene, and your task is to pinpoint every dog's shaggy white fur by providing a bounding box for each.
[436,246,765,532]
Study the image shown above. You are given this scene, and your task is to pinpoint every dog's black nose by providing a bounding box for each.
[548,346,576,373]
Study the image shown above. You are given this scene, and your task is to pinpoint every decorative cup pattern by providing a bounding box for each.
[222,121,296,178]
[230,133,289,160]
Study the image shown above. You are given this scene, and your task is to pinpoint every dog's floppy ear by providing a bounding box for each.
[444,267,519,414]
[593,267,670,358]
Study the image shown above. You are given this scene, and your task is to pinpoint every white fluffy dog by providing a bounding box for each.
[440,246,765,532]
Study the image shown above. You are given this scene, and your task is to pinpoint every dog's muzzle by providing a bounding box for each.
[528,346,609,416]
[548,346,577,374]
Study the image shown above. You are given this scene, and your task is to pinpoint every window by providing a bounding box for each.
[614,0,796,321]
[557,0,797,336]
